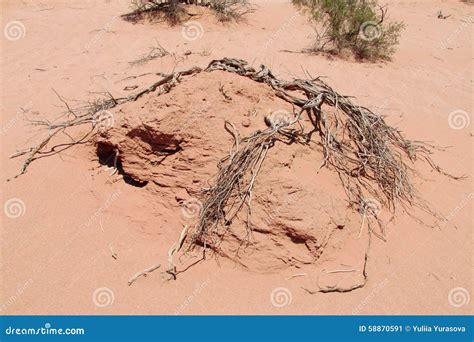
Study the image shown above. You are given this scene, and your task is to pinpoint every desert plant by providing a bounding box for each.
[122,0,191,25]
[209,0,253,22]
[122,0,252,25]
[293,0,405,60]
[12,58,458,283]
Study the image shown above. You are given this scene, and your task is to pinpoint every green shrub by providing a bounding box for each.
[293,0,405,60]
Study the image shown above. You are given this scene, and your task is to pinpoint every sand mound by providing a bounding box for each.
[13,58,450,291]
[95,70,359,271]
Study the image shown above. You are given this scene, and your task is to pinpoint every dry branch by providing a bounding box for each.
[129,42,170,66]
[128,263,161,286]
[11,58,458,271]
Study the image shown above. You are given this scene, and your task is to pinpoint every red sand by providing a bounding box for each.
[1,0,472,314]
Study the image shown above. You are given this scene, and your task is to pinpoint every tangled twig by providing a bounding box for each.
[128,263,161,286]
[11,58,459,272]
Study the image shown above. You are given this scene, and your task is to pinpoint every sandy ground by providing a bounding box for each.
[0,0,472,314]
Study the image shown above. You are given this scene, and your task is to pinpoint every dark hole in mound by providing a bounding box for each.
[96,142,149,188]
[286,232,306,244]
